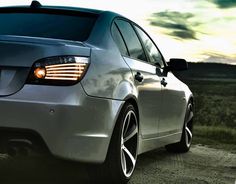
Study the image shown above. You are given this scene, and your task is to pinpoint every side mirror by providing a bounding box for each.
[167,58,188,71]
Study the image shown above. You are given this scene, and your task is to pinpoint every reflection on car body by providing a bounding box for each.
[0,1,194,183]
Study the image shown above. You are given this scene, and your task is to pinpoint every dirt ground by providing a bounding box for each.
[0,144,235,184]
[131,145,236,184]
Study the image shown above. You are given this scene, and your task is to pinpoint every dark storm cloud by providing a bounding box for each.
[211,0,236,8]
[149,11,199,40]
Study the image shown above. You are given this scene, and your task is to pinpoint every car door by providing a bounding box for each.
[159,71,186,134]
[113,19,162,139]
[134,25,186,135]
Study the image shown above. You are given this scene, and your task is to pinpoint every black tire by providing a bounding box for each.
[166,102,194,153]
[89,103,139,184]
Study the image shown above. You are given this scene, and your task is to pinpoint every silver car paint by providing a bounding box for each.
[82,12,135,100]
[0,9,193,163]
[123,57,162,139]
[82,13,193,156]
[0,35,90,96]
[0,35,90,67]
[0,83,123,163]
[158,72,187,135]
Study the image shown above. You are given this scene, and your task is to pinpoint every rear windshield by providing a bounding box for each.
[0,12,97,41]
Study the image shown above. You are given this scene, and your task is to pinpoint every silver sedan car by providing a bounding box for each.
[0,1,194,183]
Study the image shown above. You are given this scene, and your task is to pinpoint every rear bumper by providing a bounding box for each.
[0,84,124,163]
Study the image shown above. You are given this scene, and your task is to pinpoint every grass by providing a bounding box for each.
[185,79,236,150]
[185,80,236,129]
[193,126,236,153]
[194,125,236,144]
[193,125,236,153]
[187,80,236,127]
[192,136,236,153]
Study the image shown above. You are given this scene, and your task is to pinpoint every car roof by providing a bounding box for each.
[0,4,122,19]
[36,5,103,15]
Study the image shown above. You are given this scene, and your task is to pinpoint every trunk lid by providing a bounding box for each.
[0,35,90,96]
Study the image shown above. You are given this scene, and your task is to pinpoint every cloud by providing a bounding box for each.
[202,52,236,65]
[211,0,236,8]
[149,11,199,40]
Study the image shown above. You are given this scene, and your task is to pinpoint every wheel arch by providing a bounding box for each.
[112,95,140,136]
[105,95,139,161]
[188,95,194,112]
[181,94,194,133]
[179,94,194,135]
[123,96,139,122]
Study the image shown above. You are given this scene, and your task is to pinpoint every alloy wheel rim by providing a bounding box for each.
[121,110,138,178]
[185,104,194,147]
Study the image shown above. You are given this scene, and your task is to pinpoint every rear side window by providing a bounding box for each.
[0,12,97,41]
[111,23,129,56]
[115,19,147,62]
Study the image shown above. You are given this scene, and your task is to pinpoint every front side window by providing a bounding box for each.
[135,26,165,68]
[115,19,147,62]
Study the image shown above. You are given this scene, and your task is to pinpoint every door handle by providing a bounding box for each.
[135,72,144,82]
[161,78,167,87]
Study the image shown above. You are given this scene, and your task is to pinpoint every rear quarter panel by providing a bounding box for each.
[81,47,136,100]
[81,12,136,100]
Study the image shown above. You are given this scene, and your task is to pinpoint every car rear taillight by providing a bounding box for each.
[27,56,89,85]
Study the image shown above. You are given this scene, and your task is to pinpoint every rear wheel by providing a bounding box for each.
[166,102,194,153]
[90,103,139,183]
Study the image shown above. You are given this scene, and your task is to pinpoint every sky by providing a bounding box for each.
[0,0,236,65]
